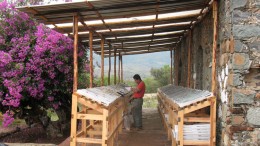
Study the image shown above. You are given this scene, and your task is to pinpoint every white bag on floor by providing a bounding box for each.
[123,114,131,131]
[123,114,134,131]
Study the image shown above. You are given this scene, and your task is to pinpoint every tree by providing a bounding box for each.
[150,65,173,86]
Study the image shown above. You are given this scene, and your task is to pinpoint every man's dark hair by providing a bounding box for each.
[133,74,141,80]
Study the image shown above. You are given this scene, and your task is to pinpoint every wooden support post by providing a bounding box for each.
[121,55,123,82]
[82,107,87,138]
[108,43,111,85]
[212,0,218,94]
[70,94,78,146]
[187,30,192,88]
[118,52,121,83]
[89,31,93,88]
[102,109,108,146]
[210,98,217,146]
[170,49,173,84]
[73,14,78,92]
[175,48,179,86]
[114,48,117,85]
[101,37,105,86]
[178,110,184,146]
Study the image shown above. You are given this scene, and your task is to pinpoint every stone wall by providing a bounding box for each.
[222,0,260,145]
[174,0,260,145]
[174,11,213,90]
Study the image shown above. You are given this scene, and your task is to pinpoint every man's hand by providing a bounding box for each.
[131,87,140,93]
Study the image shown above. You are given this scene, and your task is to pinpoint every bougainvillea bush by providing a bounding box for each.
[0,1,86,127]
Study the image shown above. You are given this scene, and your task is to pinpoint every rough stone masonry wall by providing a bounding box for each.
[174,0,259,145]
[174,11,213,91]
[218,0,260,145]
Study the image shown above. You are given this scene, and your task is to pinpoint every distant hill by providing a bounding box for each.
[93,51,171,80]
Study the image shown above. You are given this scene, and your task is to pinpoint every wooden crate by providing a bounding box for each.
[70,85,131,146]
[157,85,216,146]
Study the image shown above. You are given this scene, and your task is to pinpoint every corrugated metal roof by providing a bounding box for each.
[158,85,213,108]
[77,84,131,107]
[17,0,212,56]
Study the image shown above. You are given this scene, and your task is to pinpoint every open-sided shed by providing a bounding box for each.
[17,0,219,146]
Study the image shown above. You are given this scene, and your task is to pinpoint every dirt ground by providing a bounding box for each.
[0,123,68,145]
[117,108,171,146]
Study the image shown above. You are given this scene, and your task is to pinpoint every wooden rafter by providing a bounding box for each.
[148,0,160,51]
[86,1,117,40]
[26,7,71,37]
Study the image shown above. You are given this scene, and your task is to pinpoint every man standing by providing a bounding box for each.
[131,74,146,130]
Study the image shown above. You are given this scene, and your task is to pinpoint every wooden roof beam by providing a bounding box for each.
[78,14,103,39]
[86,1,117,40]
[149,0,159,50]
[100,49,172,57]
[26,7,71,37]
[94,43,175,52]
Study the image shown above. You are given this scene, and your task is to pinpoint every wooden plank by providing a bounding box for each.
[87,130,102,136]
[187,30,192,88]
[73,14,78,92]
[212,0,218,95]
[76,131,84,137]
[89,31,93,88]
[118,52,121,83]
[114,48,117,84]
[183,99,212,114]
[70,94,78,146]
[170,49,173,84]
[108,43,111,85]
[210,97,217,146]
[77,114,103,120]
[77,96,103,113]
[82,107,87,137]
[121,55,123,82]
[107,119,124,140]
[86,109,103,115]
[184,117,210,123]
[108,104,124,119]
[76,138,102,144]
[101,37,105,86]
[183,140,210,145]
[177,110,184,146]
[102,109,109,146]
[175,47,179,86]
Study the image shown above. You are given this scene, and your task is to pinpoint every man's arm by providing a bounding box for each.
[131,82,144,93]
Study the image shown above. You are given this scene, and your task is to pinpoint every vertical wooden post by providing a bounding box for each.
[118,52,121,83]
[101,37,105,86]
[178,110,184,146]
[89,31,93,88]
[121,55,123,82]
[108,43,111,85]
[175,47,179,86]
[170,49,173,84]
[187,30,192,88]
[212,0,218,94]
[210,98,217,146]
[70,94,78,146]
[73,14,78,92]
[102,109,108,146]
[114,48,117,84]
[82,107,87,137]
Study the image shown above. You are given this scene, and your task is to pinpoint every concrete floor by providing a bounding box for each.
[117,108,170,146]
